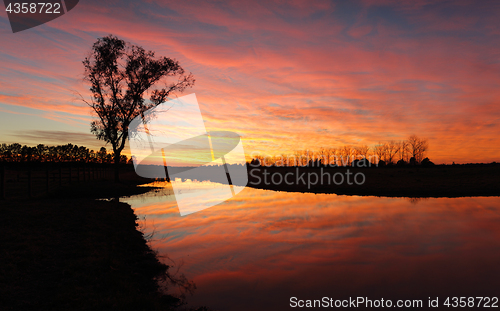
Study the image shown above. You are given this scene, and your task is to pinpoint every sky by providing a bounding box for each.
[0,0,499,164]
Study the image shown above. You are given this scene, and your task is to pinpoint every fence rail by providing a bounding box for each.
[0,165,114,200]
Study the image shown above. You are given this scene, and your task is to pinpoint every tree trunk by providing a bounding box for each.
[114,152,120,183]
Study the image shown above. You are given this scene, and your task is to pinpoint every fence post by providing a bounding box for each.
[59,167,62,186]
[77,167,80,183]
[28,169,33,198]
[1,167,5,200]
[46,169,50,194]
[69,166,72,184]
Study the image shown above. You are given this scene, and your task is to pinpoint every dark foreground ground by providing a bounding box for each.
[0,175,210,311]
[2,163,498,309]
[246,164,500,197]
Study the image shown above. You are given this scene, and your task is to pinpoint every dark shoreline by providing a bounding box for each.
[130,162,500,198]
[0,175,207,311]
[3,162,500,198]
[245,165,500,198]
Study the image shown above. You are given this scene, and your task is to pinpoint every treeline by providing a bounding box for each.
[250,135,433,167]
[0,143,129,164]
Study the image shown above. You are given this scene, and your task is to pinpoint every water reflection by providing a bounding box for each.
[121,181,500,310]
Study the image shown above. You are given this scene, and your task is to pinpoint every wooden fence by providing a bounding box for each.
[0,166,114,199]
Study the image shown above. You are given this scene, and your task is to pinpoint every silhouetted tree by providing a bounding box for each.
[421,157,434,167]
[340,145,353,166]
[409,156,417,166]
[374,143,385,165]
[82,35,195,181]
[353,158,371,167]
[356,145,370,160]
[326,147,336,166]
[408,134,429,164]
[245,135,430,168]
[250,158,261,166]
[398,140,410,162]
[386,140,399,164]
[396,159,407,166]
[0,143,126,163]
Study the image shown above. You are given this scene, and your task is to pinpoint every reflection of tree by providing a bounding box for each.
[407,197,429,204]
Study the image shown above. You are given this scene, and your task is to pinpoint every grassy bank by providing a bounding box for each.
[0,180,207,311]
[246,164,500,197]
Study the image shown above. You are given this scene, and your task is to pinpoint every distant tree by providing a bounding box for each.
[409,156,417,166]
[353,158,371,168]
[386,140,399,165]
[396,159,407,166]
[302,150,309,166]
[97,147,108,163]
[21,145,34,162]
[82,35,195,181]
[250,158,261,166]
[35,144,47,161]
[374,143,385,165]
[356,145,370,160]
[120,154,128,164]
[0,143,122,163]
[325,148,335,166]
[421,157,434,167]
[398,140,410,162]
[340,145,353,166]
[318,148,328,165]
[328,148,338,166]
[292,150,302,166]
[408,135,429,164]
[280,154,289,167]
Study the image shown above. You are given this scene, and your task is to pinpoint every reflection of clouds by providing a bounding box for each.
[122,188,500,310]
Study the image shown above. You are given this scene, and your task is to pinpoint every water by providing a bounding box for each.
[121,181,500,310]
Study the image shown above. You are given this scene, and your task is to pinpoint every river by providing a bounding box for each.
[121,180,500,310]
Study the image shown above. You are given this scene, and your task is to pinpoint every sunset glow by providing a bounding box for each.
[1,1,500,163]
